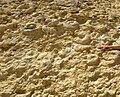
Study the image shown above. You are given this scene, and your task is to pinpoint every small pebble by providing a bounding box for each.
[87,54,100,66]
[25,22,36,29]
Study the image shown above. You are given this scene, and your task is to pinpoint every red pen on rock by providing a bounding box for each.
[97,45,120,50]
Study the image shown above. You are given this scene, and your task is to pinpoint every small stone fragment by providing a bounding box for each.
[25,22,36,29]
[75,45,91,52]
[87,54,100,66]
[80,35,91,45]
[25,7,36,14]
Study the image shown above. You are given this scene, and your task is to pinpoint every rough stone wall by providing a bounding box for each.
[0,0,120,97]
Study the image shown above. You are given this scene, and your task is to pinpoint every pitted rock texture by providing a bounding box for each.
[1,0,120,97]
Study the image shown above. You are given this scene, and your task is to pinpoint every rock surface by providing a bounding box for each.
[0,0,120,97]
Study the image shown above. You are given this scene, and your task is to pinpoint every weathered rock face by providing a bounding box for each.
[1,0,120,97]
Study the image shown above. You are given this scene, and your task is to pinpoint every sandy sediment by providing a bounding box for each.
[0,0,120,97]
